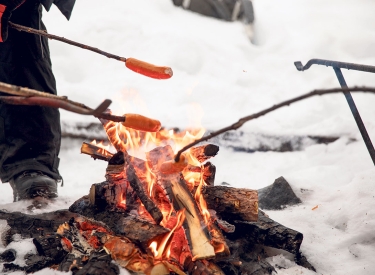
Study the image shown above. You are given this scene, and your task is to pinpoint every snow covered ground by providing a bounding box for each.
[2,0,375,274]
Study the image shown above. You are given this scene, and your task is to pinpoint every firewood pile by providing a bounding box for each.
[0,115,316,275]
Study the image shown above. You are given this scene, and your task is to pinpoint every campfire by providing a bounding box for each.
[0,111,314,275]
[75,113,257,274]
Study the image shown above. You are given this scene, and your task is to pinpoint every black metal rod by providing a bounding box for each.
[333,68,375,165]
[294,58,375,166]
[294,59,375,73]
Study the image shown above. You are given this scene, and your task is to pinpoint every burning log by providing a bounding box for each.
[81,142,113,161]
[190,144,219,163]
[165,174,216,260]
[202,185,258,222]
[69,195,169,244]
[146,145,175,168]
[123,151,164,224]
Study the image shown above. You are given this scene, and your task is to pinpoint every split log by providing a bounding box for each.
[165,175,216,260]
[202,185,258,222]
[226,210,303,255]
[80,142,113,161]
[190,144,219,163]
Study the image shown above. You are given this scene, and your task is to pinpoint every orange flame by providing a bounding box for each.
[102,116,206,196]
[195,172,211,225]
[149,209,186,260]
[90,140,113,157]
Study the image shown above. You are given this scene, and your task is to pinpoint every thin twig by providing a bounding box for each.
[9,22,127,62]
[174,86,375,161]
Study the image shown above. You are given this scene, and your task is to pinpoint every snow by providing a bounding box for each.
[1,0,375,274]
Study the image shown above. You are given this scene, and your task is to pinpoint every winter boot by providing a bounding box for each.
[9,171,58,202]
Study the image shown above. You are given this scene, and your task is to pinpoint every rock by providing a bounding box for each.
[258,177,302,210]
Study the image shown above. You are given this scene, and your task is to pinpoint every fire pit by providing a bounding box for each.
[0,113,315,275]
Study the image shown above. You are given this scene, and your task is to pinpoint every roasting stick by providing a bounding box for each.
[0,81,161,132]
[159,86,375,174]
[9,22,173,80]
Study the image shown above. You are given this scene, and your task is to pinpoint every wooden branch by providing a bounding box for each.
[202,185,258,222]
[175,86,375,161]
[81,142,113,161]
[167,175,216,260]
[190,144,219,163]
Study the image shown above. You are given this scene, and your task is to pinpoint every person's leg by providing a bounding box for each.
[0,3,61,200]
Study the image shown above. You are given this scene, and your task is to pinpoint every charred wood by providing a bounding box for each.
[69,195,169,245]
[0,210,79,245]
[74,251,120,275]
[215,240,275,275]
[184,256,225,275]
[123,151,163,224]
[203,162,216,185]
[2,253,57,274]
[214,218,235,234]
[59,253,87,273]
[190,144,219,163]
[227,210,303,255]
[202,185,258,222]
[33,234,68,264]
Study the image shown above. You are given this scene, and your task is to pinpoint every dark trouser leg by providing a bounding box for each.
[0,60,62,183]
[0,3,62,184]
